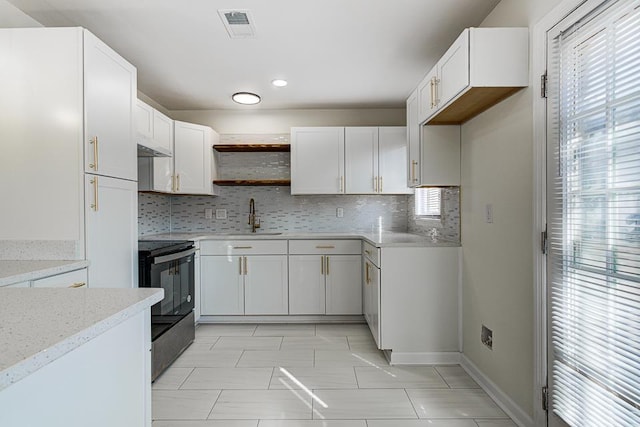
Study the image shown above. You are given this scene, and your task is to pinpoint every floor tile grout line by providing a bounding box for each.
[404,387,421,419]
[433,365,454,389]
[205,388,224,420]
[176,367,196,390]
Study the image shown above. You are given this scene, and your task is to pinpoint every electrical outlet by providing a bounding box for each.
[336,207,344,218]
[485,204,493,223]
[481,325,493,350]
[215,209,227,219]
[204,208,213,219]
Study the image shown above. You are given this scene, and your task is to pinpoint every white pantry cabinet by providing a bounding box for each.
[200,240,288,315]
[0,28,138,288]
[345,127,411,194]
[139,120,219,195]
[291,127,345,194]
[289,240,362,315]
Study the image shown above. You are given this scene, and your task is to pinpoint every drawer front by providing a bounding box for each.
[32,269,88,288]
[362,241,381,267]
[200,240,288,255]
[289,239,361,255]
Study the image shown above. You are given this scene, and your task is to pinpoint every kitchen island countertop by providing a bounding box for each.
[0,260,89,288]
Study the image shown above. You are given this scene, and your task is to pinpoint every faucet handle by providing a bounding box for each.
[255,218,261,229]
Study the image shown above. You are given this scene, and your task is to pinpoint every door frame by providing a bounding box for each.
[532,1,599,426]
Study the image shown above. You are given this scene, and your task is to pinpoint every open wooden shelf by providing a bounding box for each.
[213,144,290,152]
[213,179,291,186]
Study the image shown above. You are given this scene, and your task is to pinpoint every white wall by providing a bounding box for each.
[0,0,41,27]
[167,108,405,134]
[460,0,561,419]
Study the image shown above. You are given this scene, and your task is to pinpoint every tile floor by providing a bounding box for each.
[152,323,516,427]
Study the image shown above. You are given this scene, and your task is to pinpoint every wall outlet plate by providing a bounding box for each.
[336,207,344,218]
[205,208,213,219]
[215,209,227,219]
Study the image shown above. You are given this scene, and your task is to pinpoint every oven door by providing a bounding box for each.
[150,248,196,316]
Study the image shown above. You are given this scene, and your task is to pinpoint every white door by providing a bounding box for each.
[345,127,378,194]
[546,1,640,426]
[174,121,212,195]
[437,29,469,109]
[291,127,345,194]
[84,30,137,181]
[200,256,244,315]
[244,255,288,315]
[378,127,411,194]
[406,91,421,187]
[85,175,137,288]
[289,255,326,315]
[325,255,362,315]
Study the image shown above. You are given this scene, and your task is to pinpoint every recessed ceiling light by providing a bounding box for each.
[232,92,261,105]
[272,79,288,87]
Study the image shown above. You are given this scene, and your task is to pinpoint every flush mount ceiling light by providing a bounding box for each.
[271,79,288,87]
[232,92,261,105]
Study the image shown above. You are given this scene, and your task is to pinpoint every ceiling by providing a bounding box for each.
[8,0,500,110]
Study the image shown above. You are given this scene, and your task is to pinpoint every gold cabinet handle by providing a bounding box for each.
[239,257,243,275]
[365,262,370,284]
[412,161,418,183]
[340,176,344,193]
[176,174,181,192]
[364,249,372,256]
[244,256,248,275]
[233,246,253,249]
[89,136,99,170]
[90,177,98,211]
[321,255,324,275]
[434,77,440,107]
[69,282,86,288]
[430,77,436,109]
[316,245,335,249]
[379,176,383,193]
[171,175,176,192]
[374,176,378,193]
[326,256,330,275]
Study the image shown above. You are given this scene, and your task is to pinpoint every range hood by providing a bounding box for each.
[137,134,171,157]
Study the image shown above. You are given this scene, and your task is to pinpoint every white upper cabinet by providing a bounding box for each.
[153,109,173,154]
[417,27,528,125]
[291,127,345,194]
[84,31,137,181]
[345,127,378,194]
[135,100,173,157]
[174,121,215,195]
[292,127,410,195]
[378,127,411,194]
[406,90,421,187]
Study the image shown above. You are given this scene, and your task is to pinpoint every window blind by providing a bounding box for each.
[548,0,640,425]
[415,188,442,217]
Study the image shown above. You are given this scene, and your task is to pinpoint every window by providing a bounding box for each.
[546,0,640,425]
[414,187,442,219]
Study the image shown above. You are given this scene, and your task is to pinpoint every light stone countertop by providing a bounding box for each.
[0,287,163,391]
[0,260,89,287]
[140,231,460,248]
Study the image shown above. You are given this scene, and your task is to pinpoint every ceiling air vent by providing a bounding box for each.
[218,9,256,38]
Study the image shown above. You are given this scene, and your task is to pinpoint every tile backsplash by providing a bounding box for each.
[139,187,460,241]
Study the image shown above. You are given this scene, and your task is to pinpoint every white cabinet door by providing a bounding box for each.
[378,127,411,194]
[417,66,439,124]
[325,255,362,315]
[406,91,420,187]
[364,260,381,348]
[345,127,378,194]
[32,269,88,288]
[174,121,213,195]
[200,256,244,315]
[289,255,326,315]
[153,109,174,154]
[291,127,345,194]
[135,100,153,140]
[4,282,30,288]
[420,125,461,186]
[437,29,470,109]
[84,30,137,181]
[244,255,288,315]
[85,175,138,289]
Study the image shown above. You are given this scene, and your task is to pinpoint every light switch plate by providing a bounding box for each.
[204,208,213,219]
[485,204,493,223]
[336,207,344,218]
[215,209,227,220]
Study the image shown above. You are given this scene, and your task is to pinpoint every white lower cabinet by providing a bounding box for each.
[200,240,288,316]
[363,257,381,347]
[289,240,362,315]
[32,269,88,289]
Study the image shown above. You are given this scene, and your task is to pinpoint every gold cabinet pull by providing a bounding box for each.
[365,262,370,284]
[374,176,378,193]
[364,249,372,256]
[176,174,181,191]
[340,176,344,193]
[316,245,335,249]
[379,176,383,192]
[171,175,176,192]
[239,257,242,275]
[430,77,436,109]
[90,177,98,211]
[89,136,99,170]
[69,282,86,288]
[326,256,330,275]
[244,256,248,275]
[320,255,324,275]
[411,161,418,183]
[233,246,253,249]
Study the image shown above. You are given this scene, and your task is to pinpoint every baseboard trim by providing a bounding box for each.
[461,355,534,427]
[388,351,461,365]
[198,315,365,324]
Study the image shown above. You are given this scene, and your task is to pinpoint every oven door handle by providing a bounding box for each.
[152,248,196,264]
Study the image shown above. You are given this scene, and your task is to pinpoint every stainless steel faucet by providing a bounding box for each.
[248,198,260,233]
